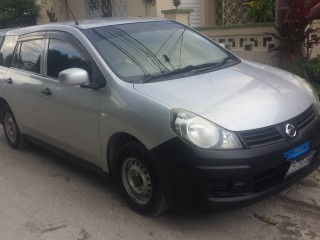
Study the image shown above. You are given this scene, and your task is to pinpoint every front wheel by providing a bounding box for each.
[117,142,168,216]
[3,109,27,149]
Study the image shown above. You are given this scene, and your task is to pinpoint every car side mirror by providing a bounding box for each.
[58,68,90,86]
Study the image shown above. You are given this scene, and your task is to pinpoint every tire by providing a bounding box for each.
[117,142,168,216]
[3,108,27,149]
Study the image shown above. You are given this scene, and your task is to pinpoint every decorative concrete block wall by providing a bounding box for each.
[197,21,320,66]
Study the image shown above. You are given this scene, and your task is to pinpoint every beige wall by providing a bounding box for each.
[127,0,172,17]
[67,0,88,20]
[36,0,87,24]
[36,0,68,24]
[37,0,175,23]
[155,0,173,18]
[127,0,148,17]
[203,0,216,26]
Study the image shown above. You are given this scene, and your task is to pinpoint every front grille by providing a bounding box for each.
[295,106,317,132]
[238,105,318,148]
[239,127,283,148]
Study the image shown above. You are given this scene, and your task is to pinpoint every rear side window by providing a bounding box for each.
[17,40,42,73]
[0,36,18,67]
[47,39,91,78]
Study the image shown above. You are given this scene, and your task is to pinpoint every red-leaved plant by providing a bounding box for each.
[272,0,320,71]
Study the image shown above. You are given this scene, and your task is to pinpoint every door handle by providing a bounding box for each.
[41,88,52,96]
[5,78,13,84]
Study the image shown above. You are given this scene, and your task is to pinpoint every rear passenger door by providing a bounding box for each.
[2,33,46,138]
[38,31,103,166]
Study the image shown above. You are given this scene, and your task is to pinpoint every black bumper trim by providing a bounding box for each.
[149,121,320,210]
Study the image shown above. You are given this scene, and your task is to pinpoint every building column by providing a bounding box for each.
[203,0,217,26]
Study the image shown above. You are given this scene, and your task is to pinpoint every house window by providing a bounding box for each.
[216,0,248,25]
[87,0,127,18]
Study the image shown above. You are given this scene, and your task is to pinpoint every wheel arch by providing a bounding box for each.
[0,97,9,124]
[107,132,146,177]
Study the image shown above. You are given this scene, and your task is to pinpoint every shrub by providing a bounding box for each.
[305,55,320,82]
[245,0,275,23]
[0,0,40,28]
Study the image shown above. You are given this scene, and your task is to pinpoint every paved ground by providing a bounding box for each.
[0,131,319,240]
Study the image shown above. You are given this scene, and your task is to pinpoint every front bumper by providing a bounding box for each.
[149,121,320,211]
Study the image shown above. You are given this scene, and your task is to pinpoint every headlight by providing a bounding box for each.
[293,74,320,113]
[170,109,242,149]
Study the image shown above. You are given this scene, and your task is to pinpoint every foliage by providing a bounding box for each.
[0,0,39,28]
[287,55,320,94]
[271,0,320,70]
[311,81,320,96]
[305,55,320,82]
[245,0,275,23]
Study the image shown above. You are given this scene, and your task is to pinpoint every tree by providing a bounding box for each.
[0,0,40,28]
[272,0,320,72]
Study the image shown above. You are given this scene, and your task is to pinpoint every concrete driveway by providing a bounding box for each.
[0,131,319,240]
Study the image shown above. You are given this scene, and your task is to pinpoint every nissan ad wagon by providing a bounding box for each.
[0,19,320,216]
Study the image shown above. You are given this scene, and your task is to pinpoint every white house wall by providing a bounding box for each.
[181,0,203,27]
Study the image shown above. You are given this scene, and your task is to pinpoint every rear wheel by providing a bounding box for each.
[3,109,27,149]
[117,142,167,216]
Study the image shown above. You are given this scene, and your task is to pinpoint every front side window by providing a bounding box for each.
[47,39,91,79]
[83,21,240,83]
[13,39,42,74]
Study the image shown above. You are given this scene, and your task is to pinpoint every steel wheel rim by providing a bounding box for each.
[4,113,17,144]
[121,157,152,205]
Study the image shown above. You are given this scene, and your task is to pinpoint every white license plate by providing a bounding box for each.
[285,151,315,178]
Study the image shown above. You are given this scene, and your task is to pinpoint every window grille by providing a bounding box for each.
[87,0,127,18]
[216,0,248,25]
[113,0,127,17]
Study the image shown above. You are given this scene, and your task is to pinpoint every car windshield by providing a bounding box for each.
[82,21,240,83]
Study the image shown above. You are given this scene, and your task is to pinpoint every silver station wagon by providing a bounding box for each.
[0,29,7,45]
[0,19,320,216]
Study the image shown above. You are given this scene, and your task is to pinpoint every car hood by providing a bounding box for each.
[133,60,314,131]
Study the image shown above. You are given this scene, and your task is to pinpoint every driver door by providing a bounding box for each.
[38,32,104,166]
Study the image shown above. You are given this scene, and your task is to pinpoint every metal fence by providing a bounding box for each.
[87,0,127,18]
[216,0,248,25]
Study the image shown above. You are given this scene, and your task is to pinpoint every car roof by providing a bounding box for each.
[0,28,15,36]
[5,18,165,36]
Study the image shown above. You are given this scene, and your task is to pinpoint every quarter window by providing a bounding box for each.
[0,36,19,68]
[47,39,91,79]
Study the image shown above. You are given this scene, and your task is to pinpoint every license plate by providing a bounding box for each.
[285,151,315,178]
[284,142,311,161]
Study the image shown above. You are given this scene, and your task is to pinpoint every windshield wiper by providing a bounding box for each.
[143,62,226,83]
[216,56,234,67]
[143,65,193,83]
